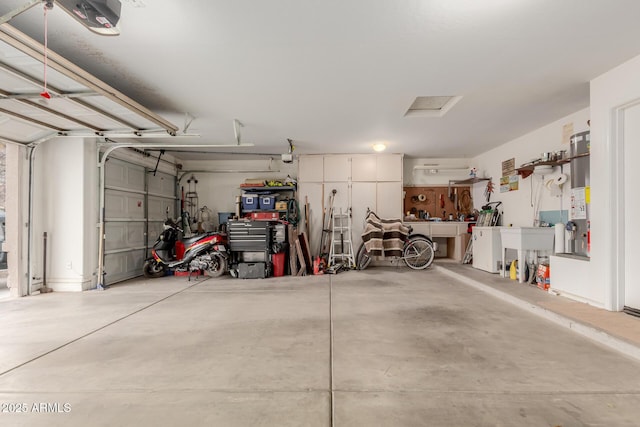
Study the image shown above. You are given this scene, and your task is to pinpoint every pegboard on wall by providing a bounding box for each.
[404,186,472,219]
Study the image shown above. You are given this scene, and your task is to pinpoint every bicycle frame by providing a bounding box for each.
[357,212,436,270]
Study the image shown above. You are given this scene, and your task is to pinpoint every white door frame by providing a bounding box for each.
[611,98,640,310]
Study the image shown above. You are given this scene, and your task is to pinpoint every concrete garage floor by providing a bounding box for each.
[1,267,640,426]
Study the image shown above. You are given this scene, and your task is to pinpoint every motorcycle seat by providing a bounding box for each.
[181,232,226,248]
[181,235,204,247]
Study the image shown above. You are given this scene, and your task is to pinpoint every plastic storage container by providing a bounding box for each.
[238,262,267,279]
[259,194,276,210]
[242,194,259,210]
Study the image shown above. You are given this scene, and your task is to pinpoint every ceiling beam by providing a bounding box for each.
[0,106,67,132]
[0,60,145,130]
[0,23,179,135]
[16,98,104,132]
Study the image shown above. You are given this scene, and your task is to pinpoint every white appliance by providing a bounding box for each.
[472,226,503,273]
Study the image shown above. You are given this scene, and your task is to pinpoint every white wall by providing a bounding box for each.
[472,108,590,227]
[34,138,95,291]
[178,158,298,225]
[404,158,474,187]
[591,53,640,311]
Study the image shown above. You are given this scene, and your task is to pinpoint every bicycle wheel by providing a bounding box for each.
[403,237,435,270]
[356,243,372,270]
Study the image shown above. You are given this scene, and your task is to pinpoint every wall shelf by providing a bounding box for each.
[516,152,589,179]
[239,186,296,192]
[449,177,491,185]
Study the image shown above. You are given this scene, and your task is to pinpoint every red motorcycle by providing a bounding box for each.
[143,218,228,278]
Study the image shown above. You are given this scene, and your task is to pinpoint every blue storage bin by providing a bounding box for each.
[242,194,259,210]
[259,194,276,210]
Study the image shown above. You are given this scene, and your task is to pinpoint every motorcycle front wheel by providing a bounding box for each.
[143,260,167,278]
[205,253,227,278]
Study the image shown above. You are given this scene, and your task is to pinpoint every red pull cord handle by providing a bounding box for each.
[40,4,51,99]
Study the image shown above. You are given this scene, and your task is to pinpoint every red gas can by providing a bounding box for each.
[272,252,285,277]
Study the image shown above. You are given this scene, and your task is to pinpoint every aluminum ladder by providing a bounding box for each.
[328,208,355,268]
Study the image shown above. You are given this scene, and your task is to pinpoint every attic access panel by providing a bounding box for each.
[405,96,462,118]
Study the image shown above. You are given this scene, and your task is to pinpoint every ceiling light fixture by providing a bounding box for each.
[372,143,386,152]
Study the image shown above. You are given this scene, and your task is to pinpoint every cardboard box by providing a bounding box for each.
[536,264,550,290]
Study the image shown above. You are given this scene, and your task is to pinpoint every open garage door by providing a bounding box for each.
[103,157,176,285]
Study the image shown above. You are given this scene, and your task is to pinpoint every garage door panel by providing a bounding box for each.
[105,222,145,251]
[148,171,175,197]
[147,221,165,254]
[105,190,145,220]
[105,159,145,192]
[104,249,146,283]
[148,195,175,222]
[104,157,175,285]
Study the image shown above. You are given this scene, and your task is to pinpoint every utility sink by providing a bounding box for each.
[500,227,555,283]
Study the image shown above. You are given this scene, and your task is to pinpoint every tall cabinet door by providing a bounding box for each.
[351,182,377,251]
[377,182,403,219]
[323,182,350,217]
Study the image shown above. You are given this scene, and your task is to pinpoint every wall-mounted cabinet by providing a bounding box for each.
[300,154,403,183]
[351,156,377,181]
[323,155,351,182]
[376,155,403,181]
[298,156,324,182]
[298,154,404,256]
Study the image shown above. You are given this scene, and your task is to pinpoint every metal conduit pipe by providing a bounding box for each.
[146,149,280,157]
[27,135,56,296]
[176,168,282,185]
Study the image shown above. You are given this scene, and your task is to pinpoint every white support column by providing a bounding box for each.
[36,138,96,291]
[5,143,29,297]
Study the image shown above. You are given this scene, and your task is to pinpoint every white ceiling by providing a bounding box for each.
[2,0,640,160]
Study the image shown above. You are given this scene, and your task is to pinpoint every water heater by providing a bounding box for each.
[569,131,590,257]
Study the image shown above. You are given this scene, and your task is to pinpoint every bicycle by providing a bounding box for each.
[356,210,436,270]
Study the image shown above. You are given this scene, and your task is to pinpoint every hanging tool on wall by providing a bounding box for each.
[454,187,458,211]
[304,196,310,238]
[484,180,494,203]
[185,175,199,224]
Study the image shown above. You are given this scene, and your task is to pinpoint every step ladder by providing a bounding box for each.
[462,237,473,264]
[328,208,355,268]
